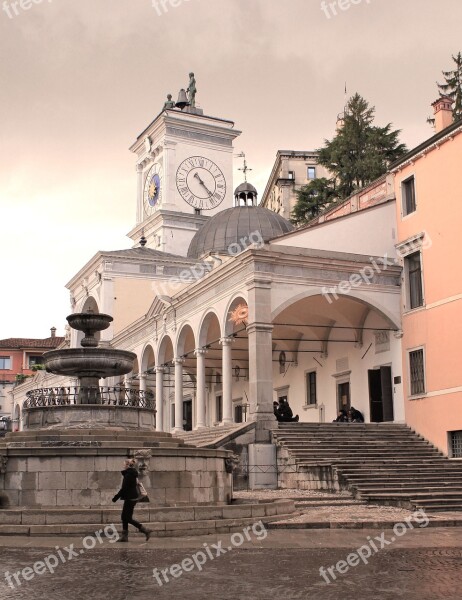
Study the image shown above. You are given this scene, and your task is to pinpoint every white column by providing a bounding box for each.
[155,367,165,432]
[195,348,207,429]
[139,374,147,393]
[136,164,143,224]
[174,358,184,433]
[221,337,234,425]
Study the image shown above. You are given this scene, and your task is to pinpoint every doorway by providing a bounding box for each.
[368,366,394,422]
[337,381,351,412]
[183,399,193,431]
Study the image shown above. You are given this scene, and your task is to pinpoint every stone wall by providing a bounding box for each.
[23,406,156,431]
[0,447,232,508]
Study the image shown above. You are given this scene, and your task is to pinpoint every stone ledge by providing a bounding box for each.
[0,513,297,537]
[0,500,296,527]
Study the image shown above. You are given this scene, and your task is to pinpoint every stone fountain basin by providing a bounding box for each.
[43,348,136,378]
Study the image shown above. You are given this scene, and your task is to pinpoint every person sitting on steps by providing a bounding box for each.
[274,398,299,422]
[348,406,365,423]
[333,409,348,422]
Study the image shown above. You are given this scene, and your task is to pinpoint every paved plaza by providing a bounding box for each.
[0,528,461,600]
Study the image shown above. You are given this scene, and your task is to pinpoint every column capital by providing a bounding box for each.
[136,163,144,173]
[155,366,166,374]
[246,323,273,335]
[220,336,234,346]
[194,348,207,357]
[139,373,147,381]
[174,357,186,366]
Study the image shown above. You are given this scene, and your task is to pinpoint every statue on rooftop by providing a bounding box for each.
[163,94,175,110]
[187,73,197,108]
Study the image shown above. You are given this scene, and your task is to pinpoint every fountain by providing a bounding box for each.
[22,311,154,430]
[0,311,233,512]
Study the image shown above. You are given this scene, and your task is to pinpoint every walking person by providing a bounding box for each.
[112,458,152,542]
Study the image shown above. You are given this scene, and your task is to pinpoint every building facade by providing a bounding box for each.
[259,150,330,219]
[391,98,462,455]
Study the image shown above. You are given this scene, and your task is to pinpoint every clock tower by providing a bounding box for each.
[127,97,241,256]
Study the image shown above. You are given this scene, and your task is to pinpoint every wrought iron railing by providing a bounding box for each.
[24,387,155,410]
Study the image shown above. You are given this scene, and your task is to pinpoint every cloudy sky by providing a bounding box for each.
[0,0,460,339]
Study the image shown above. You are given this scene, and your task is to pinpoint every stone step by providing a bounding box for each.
[275,422,462,512]
[294,499,365,507]
[0,500,296,537]
[355,485,462,495]
[4,440,188,449]
[346,475,462,485]
[291,450,440,457]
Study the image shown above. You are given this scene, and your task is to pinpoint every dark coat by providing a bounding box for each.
[113,466,139,501]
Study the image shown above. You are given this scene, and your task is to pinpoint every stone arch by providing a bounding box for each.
[157,334,174,367]
[198,311,222,348]
[176,323,196,358]
[140,344,156,373]
[224,294,248,336]
[272,290,400,330]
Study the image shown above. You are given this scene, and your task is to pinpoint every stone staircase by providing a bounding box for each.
[175,422,254,448]
[273,423,462,512]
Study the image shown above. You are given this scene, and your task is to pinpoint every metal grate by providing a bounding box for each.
[451,431,462,458]
[409,349,425,395]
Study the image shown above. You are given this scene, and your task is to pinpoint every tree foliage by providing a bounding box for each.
[291,93,407,225]
[291,178,337,225]
[437,51,462,119]
[318,93,407,199]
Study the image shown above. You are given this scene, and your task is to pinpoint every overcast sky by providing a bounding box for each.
[0,0,460,339]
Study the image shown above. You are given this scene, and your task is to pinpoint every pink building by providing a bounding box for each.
[390,98,462,455]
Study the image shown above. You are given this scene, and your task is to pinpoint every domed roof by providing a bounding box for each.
[234,182,258,195]
[187,206,294,259]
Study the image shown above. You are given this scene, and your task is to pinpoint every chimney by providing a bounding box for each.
[431,96,454,133]
[50,327,56,338]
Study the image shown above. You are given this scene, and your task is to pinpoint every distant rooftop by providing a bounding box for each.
[0,336,64,350]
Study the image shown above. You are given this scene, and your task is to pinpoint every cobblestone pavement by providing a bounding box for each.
[0,529,461,600]
[234,490,462,523]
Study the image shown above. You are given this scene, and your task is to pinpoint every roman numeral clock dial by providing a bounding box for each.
[176,156,226,210]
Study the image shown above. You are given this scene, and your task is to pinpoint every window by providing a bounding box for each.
[28,355,43,368]
[409,349,425,396]
[402,176,416,216]
[0,357,11,370]
[288,171,295,180]
[306,371,317,405]
[451,431,462,458]
[307,166,316,180]
[405,252,424,309]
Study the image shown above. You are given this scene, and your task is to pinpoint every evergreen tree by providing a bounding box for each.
[318,93,407,199]
[437,52,462,119]
[291,93,407,225]
[291,178,337,225]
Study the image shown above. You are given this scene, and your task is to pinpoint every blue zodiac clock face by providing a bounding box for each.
[143,163,162,215]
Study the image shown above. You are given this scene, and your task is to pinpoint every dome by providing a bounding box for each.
[234,182,258,195]
[187,206,294,259]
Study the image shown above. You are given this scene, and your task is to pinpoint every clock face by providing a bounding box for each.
[144,163,162,215]
[176,156,226,210]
